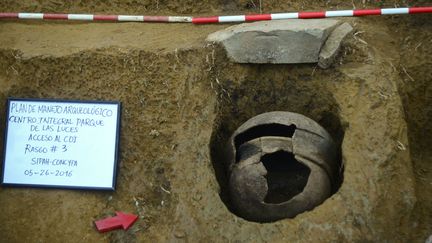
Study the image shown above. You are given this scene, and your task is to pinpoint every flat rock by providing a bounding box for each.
[206,19,340,64]
[318,22,354,69]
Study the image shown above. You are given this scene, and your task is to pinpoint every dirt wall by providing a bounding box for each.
[0,1,430,243]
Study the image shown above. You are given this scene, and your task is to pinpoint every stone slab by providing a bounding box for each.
[206,19,341,64]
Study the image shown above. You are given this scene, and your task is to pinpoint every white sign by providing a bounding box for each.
[1,98,121,190]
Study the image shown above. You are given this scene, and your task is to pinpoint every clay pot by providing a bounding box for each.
[226,111,338,222]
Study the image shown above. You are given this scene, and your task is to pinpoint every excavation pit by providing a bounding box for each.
[0,11,428,241]
[209,76,345,223]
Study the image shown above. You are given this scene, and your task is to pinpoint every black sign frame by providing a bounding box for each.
[1,98,121,191]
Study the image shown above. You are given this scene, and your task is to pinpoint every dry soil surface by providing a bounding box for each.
[0,1,431,242]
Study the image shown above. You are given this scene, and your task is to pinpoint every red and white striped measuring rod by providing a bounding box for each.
[0,7,431,24]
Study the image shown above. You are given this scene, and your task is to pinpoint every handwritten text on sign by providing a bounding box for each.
[2,99,120,190]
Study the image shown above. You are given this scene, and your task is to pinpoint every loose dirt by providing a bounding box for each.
[0,1,430,242]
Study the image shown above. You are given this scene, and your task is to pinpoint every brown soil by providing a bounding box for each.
[0,1,431,242]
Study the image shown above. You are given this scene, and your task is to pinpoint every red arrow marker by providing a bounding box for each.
[95,212,138,233]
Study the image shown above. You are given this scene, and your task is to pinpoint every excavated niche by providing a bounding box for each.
[210,78,344,223]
